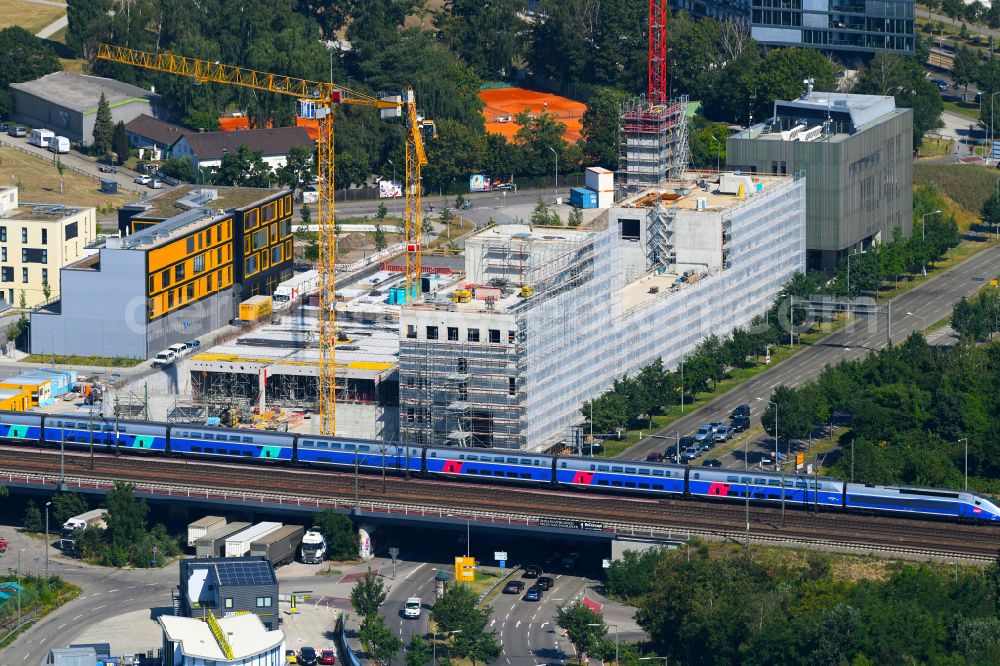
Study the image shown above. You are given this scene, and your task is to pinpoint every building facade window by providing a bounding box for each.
[0,227,6,242]
[225,598,233,609]
[41,229,47,244]
[467,328,480,342]
[1,248,5,262]
[256,597,272,608]
[447,327,459,341]
[175,263,185,281]
[426,326,438,340]
[194,255,205,273]
[489,329,501,343]
[21,228,26,243]
[41,268,47,284]
[21,267,28,283]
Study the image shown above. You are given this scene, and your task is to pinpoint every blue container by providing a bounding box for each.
[570,187,598,209]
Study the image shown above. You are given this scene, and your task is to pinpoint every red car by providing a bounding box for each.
[319,649,336,665]
[0,539,7,554]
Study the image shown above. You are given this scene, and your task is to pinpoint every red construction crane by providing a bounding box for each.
[648,0,669,105]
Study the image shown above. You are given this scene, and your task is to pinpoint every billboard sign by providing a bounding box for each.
[379,180,402,198]
[455,556,475,582]
[470,174,492,192]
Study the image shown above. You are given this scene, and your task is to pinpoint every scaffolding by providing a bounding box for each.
[619,94,690,196]
[646,200,676,271]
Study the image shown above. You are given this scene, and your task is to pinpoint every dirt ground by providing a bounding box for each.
[0,146,134,210]
[0,0,65,34]
[480,87,587,141]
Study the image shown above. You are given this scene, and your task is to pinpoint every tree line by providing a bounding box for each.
[952,285,1000,341]
[605,542,1000,665]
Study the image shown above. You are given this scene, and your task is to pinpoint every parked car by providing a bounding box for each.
[134,175,151,185]
[149,178,164,189]
[523,586,542,602]
[151,349,176,368]
[0,123,7,132]
[523,564,541,579]
[708,421,724,433]
[188,339,202,349]
[682,445,701,461]
[7,126,25,137]
[319,649,336,665]
[931,78,949,91]
[731,404,751,419]
[98,165,117,173]
[694,424,714,443]
[168,342,190,357]
[286,650,298,664]
[536,576,554,591]
[713,425,733,443]
[731,415,751,432]
[403,597,421,619]
[645,451,664,462]
[701,458,722,468]
[298,648,318,666]
[503,580,525,594]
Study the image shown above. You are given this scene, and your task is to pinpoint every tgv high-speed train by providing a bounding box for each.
[3,411,998,523]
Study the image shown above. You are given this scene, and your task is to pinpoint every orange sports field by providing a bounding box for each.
[480,87,587,141]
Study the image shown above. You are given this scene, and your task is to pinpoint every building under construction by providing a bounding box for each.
[398,171,807,450]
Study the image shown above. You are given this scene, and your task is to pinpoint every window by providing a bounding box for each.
[271,245,282,265]
[457,357,468,373]
[620,218,640,240]
[467,328,479,342]
[280,219,292,237]
[447,327,459,341]
[426,326,438,340]
[198,233,203,250]
[509,377,516,395]
[193,255,205,273]
[186,237,195,253]
[406,325,417,339]
[0,227,5,242]
[253,229,268,250]
[245,255,258,275]
[41,269,47,284]
[187,283,194,300]
[21,267,27,283]
[508,330,516,343]
[162,270,171,288]
[21,228,27,243]
[270,223,278,243]
[175,263,185,281]
[65,222,78,240]
[489,329,501,343]
[21,249,27,263]
[41,229,47,244]
[262,202,277,222]
[244,209,258,230]
[1,248,5,262]
[41,250,47,264]
[217,271,224,289]
[256,596,272,608]
[1,267,12,282]
[167,291,174,308]
[215,225,222,243]
[225,598,234,609]
[216,248,222,264]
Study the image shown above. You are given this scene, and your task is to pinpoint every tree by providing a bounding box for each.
[855,53,943,148]
[300,204,312,229]
[405,635,433,666]
[0,27,61,120]
[568,206,583,227]
[530,198,561,226]
[66,0,111,58]
[350,568,388,619]
[214,145,272,187]
[23,499,43,532]
[54,158,65,195]
[581,87,627,169]
[160,157,194,182]
[435,0,527,79]
[51,492,89,525]
[431,583,479,633]
[111,121,129,166]
[452,611,502,666]
[359,614,403,664]
[277,145,314,191]
[376,201,388,222]
[454,194,467,211]
[93,92,114,156]
[104,481,149,549]
[42,280,51,302]
[953,45,980,100]
[982,191,1000,233]
[373,225,388,252]
[761,384,819,443]
[313,509,359,560]
[556,602,607,658]
[439,207,455,231]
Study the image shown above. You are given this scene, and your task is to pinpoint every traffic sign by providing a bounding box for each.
[499,560,506,569]
[494,551,507,561]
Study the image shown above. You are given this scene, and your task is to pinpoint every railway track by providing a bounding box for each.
[1,446,997,561]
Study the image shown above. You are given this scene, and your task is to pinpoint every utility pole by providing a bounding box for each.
[44,501,51,583]
[88,408,94,470]
[769,400,779,472]
[960,437,969,489]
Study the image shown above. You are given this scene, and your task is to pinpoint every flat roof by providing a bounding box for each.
[621,272,684,311]
[159,614,282,660]
[132,185,280,220]
[10,72,159,114]
[0,202,90,222]
[467,223,593,245]
[618,172,791,211]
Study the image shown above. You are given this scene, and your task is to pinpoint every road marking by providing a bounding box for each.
[72,615,82,621]
[125,598,135,602]
[57,624,65,630]
[505,612,510,620]
[108,589,118,593]
[91,592,102,596]
[40,637,48,644]
[23,653,30,661]
[92,605,105,610]
[515,620,521,628]
[490,619,496,627]
[541,622,549,628]
[127,585,136,589]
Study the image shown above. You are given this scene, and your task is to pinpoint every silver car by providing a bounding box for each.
[713,425,733,443]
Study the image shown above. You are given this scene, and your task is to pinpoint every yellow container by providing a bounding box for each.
[239,295,273,321]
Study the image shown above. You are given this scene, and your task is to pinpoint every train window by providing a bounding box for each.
[612,466,623,473]
[755,478,767,485]
[243,437,252,443]
[468,455,478,461]
[302,440,313,448]
[520,473,531,479]
[507,472,517,478]
[727,476,738,482]
[652,469,664,476]
[692,473,700,479]
[598,480,609,486]
[769,479,780,486]
[589,464,596,471]
[429,452,436,457]
[597,465,610,472]
[331,443,341,450]
[612,481,623,487]
[741,477,751,484]
[560,462,568,468]
[507,457,517,464]
[243,451,252,457]
[229,436,240,442]
[345,444,355,451]
[795,481,807,488]
[624,467,636,474]
[459,455,465,460]
[625,482,636,488]
[203,433,214,440]
[359,446,370,452]
[237,450,246,456]
[494,470,504,476]
[639,469,650,475]
[639,483,650,489]
[653,484,664,490]
[192,446,202,452]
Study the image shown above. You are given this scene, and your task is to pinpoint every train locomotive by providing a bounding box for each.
[2,411,998,523]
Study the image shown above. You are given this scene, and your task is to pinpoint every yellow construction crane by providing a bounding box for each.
[97,44,432,436]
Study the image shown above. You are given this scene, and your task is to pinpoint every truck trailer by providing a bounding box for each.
[225,522,282,558]
[249,525,304,567]
[195,521,251,558]
[59,509,107,551]
[187,516,227,547]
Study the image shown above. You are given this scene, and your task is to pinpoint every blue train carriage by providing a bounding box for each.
[844,483,1000,521]
[555,456,686,494]
[424,446,555,483]
[168,425,293,461]
[688,468,845,508]
[0,410,44,444]
[43,414,168,453]
[296,435,420,474]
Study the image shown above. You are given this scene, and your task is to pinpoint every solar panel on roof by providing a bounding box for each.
[214,560,273,586]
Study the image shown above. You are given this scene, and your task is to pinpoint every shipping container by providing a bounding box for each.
[195,521,251,558]
[274,270,318,303]
[569,187,598,209]
[585,166,614,193]
[248,525,304,567]
[187,515,227,547]
[238,295,273,321]
[225,521,282,558]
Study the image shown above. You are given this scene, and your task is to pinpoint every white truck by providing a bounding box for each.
[59,509,107,551]
[300,528,327,564]
[274,270,318,304]
[28,129,54,149]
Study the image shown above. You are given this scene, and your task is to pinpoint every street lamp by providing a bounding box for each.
[709,135,721,173]
[920,210,941,276]
[959,437,969,490]
[768,400,779,472]
[906,311,928,336]
[991,92,1000,155]
[547,146,558,195]
[588,623,618,665]
[846,249,866,295]
[45,501,51,583]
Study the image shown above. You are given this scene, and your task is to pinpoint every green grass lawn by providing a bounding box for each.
[917,137,954,158]
[942,101,980,121]
[22,354,142,367]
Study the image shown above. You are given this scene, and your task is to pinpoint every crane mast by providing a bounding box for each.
[96,44,431,436]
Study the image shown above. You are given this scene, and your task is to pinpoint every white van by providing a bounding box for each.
[48,136,69,154]
[28,128,54,148]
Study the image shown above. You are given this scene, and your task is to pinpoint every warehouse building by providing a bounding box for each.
[0,186,97,307]
[727,90,913,271]
[31,186,294,359]
[399,172,806,450]
[11,72,164,146]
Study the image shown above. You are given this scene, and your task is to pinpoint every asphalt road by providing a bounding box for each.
[622,239,1000,464]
